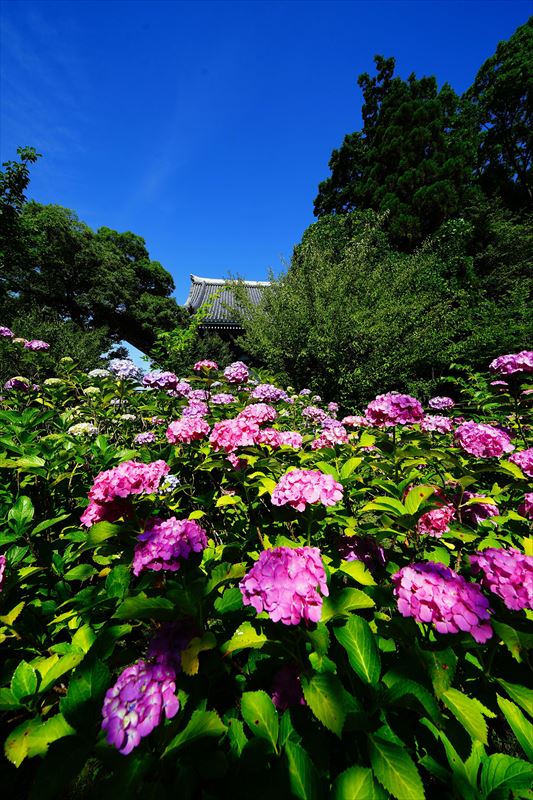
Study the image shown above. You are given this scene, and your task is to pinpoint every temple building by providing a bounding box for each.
[184,274,270,333]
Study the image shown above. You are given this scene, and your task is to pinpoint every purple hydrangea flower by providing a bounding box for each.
[0,327,14,338]
[240,546,329,625]
[250,384,289,402]
[428,396,455,410]
[134,431,157,445]
[508,448,533,477]
[132,517,208,575]
[0,555,6,591]
[518,492,533,519]
[338,535,387,574]
[392,562,492,643]
[489,351,533,376]
[421,415,454,433]
[143,370,179,390]
[299,388,311,396]
[24,339,50,351]
[470,549,533,611]
[224,361,249,384]
[3,376,31,391]
[211,392,236,405]
[109,359,142,381]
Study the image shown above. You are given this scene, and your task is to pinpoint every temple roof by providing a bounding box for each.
[184,274,270,328]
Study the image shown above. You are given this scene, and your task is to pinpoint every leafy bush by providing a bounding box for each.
[0,336,532,800]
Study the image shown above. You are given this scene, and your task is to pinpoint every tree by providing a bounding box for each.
[314,56,477,249]
[465,17,532,212]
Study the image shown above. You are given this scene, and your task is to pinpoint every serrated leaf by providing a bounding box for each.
[38,651,85,693]
[163,710,226,756]
[205,562,246,594]
[181,632,216,675]
[497,696,533,761]
[11,661,38,701]
[214,587,243,614]
[301,673,346,737]
[63,564,98,581]
[404,485,435,515]
[227,717,247,757]
[442,688,495,744]
[368,734,425,800]
[4,715,75,767]
[285,741,320,800]
[0,601,25,625]
[340,457,362,479]
[496,679,533,716]
[338,559,376,586]
[241,690,279,751]
[334,616,380,686]
[321,588,374,622]
[382,673,441,723]
[493,620,533,663]
[480,754,533,799]
[220,621,267,656]
[114,595,175,620]
[83,521,121,548]
[30,513,70,536]
[362,497,407,517]
[332,765,387,799]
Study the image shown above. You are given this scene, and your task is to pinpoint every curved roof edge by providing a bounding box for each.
[190,274,271,287]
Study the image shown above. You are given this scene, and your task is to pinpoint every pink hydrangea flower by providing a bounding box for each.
[193,359,218,371]
[489,351,533,376]
[392,562,492,643]
[211,392,236,405]
[226,453,248,470]
[0,327,14,338]
[518,493,533,519]
[417,505,456,538]
[457,491,499,526]
[182,400,208,418]
[508,448,533,477]
[342,415,370,427]
[311,425,349,449]
[238,403,277,425]
[366,392,424,427]
[271,468,343,512]
[143,371,179,390]
[470,549,533,611]
[302,405,329,424]
[88,460,170,504]
[132,516,208,575]
[239,546,329,624]
[0,555,6,591]
[188,389,209,401]
[24,339,50,351]
[254,428,282,448]
[80,498,133,528]
[209,418,259,452]
[224,361,249,383]
[454,421,514,458]
[167,381,191,398]
[278,430,303,449]
[166,417,210,444]
[421,414,453,434]
[428,396,455,410]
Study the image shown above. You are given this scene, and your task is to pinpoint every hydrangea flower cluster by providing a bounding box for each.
[159,475,181,494]
[109,359,142,381]
[132,516,208,575]
[238,403,277,425]
[299,388,311,396]
[271,663,306,711]
[254,428,282,448]
[239,546,329,625]
[101,659,179,755]
[421,415,453,434]
[428,396,455,410]
[88,368,111,378]
[4,376,31,391]
[311,425,349,450]
[458,491,499,525]
[392,562,493,643]
[489,351,533,376]
[327,402,339,414]
[224,361,249,383]
[68,422,98,437]
[278,430,303,449]
[454,421,514,458]
[271,469,343,512]
[209,418,259,452]
[338,535,387,574]
[168,380,191,398]
[211,392,236,405]
[189,389,210,401]
[119,414,136,422]
[417,505,456,537]
[81,460,169,527]
[194,359,218,371]
[250,384,289,402]
[518,493,533,519]
[134,431,157,445]
[470,549,533,611]
[166,417,210,444]
[24,339,50,351]
[341,415,370,427]
[365,392,424,427]
[509,448,533,477]
[302,405,329,425]
[182,400,209,418]
[0,555,6,591]
[0,326,13,337]
[143,370,179,390]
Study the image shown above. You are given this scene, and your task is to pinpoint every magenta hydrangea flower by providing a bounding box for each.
[338,535,387,574]
[188,389,210,401]
[142,370,179,390]
[0,327,14,338]
[0,555,6,591]
[132,516,208,575]
[508,448,533,477]
[489,351,533,376]
[250,384,289,402]
[226,453,247,470]
[518,493,533,519]
[24,339,50,351]
[417,505,456,538]
[490,380,509,392]
[366,392,424,427]
[470,549,533,611]
[421,415,454,434]
[254,428,282,448]
[224,361,249,383]
[209,418,260,452]
[101,659,179,755]
[194,359,218,371]
[80,498,132,528]
[271,468,343,512]
[238,403,277,425]
[240,546,329,624]
[311,425,349,449]
[302,405,329,425]
[278,430,303,449]
[4,376,31,391]
[327,402,339,414]
[392,562,492,643]
[457,491,499,526]
[151,416,165,425]
[454,421,514,458]
[166,417,210,444]
[428,396,455,410]
[181,400,208,418]
[341,415,370,427]
[167,380,191,398]
[271,663,306,710]
[134,432,156,445]
[211,392,236,405]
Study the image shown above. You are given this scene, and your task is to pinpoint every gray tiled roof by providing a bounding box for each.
[184,274,270,327]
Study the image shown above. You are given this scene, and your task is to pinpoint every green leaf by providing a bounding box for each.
[285,742,320,800]
[38,651,85,693]
[496,695,533,761]
[227,717,247,757]
[362,497,407,517]
[382,673,441,723]
[338,559,376,586]
[181,632,216,676]
[321,588,374,622]
[215,494,242,507]
[114,595,175,620]
[0,601,25,626]
[417,646,457,697]
[105,564,131,600]
[442,688,495,744]
[4,715,75,767]
[205,561,247,594]
[334,616,381,685]
[8,496,34,531]
[241,690,279,752]
[60,657,110,728]
[71,625,95,653]
[404,485,435,515]
[332,765,387,799]
[496,679,533,716]
[301,673,346,737]
[30,513,70,536]
[340,457,363,479]
[220,621,267,656]
[368,734,425,800]
[493,620,533,663]
[214,586,243,614]
[480,754,533,799]
[11,661,38,701]
[0,688,22,710]
[83,521,121,548]
[63,564,98,581]
[163,710,226,756]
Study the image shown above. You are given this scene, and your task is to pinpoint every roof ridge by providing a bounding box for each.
[190,274,271,287]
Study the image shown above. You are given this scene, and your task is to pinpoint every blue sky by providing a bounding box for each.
[1,0,530,308]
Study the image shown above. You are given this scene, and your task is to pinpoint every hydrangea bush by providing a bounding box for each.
[0,338,532,799]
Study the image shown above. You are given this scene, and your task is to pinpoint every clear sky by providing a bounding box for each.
[1,0,530,306]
